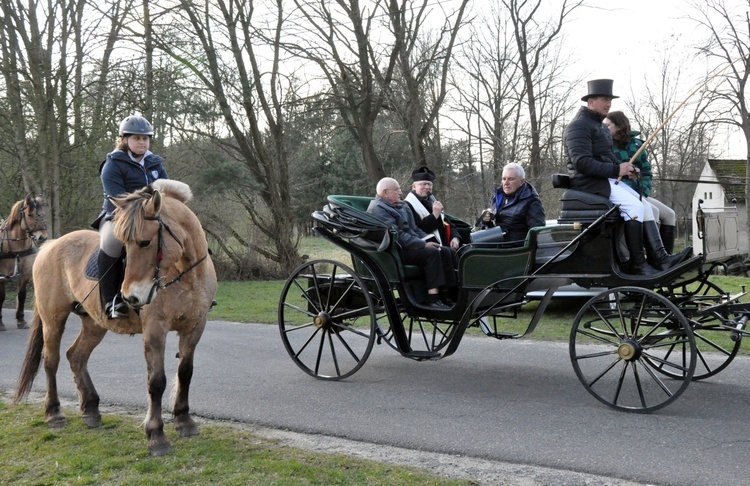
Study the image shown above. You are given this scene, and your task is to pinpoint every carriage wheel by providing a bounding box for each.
[569,287,695,413]
[278,259,376,380]
[660,280,741,380]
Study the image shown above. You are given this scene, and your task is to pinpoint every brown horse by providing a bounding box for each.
[0,194,47,331]
[14,180,217,455]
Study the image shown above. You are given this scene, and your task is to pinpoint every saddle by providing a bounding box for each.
[83,248,125,280]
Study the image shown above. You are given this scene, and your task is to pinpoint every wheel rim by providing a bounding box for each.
[278,259,376,380]
[569,286,696,413]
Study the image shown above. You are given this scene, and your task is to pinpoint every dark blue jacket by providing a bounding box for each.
[489,182,546,244]
[564,106,620,197]
[92,149,168,228]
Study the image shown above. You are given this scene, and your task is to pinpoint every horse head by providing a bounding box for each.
[109,181,197,311]
[6,194,48,245]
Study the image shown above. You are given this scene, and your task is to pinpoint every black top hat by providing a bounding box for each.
[581,79,619,101]
[412,166,435,182]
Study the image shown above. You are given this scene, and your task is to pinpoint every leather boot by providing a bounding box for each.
[643,221,692,271]
[98,251,127,319]
[624,220,658,276]
[659,224,675,254]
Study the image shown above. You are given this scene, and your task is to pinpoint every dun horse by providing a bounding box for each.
[14,180,217,455]
[0,195,47,331]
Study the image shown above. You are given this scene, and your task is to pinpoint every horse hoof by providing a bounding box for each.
[17,320,28,330]
[82,414,102,428]
[47,416,67,429]
[0,323,6,332]
[148,440,174,456]
[176,423,199,437]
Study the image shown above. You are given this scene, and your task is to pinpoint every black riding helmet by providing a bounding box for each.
[118,115,154,137]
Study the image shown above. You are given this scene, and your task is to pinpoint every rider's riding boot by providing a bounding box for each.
[643,221,692,271]
[659,224,676,254]
[98,251,127,319]
[624,220,659,276]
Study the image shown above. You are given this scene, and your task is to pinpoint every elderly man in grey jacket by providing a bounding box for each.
[368,177,457,310]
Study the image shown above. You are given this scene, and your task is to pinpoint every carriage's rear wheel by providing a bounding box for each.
[668,280,741,380]
[569,287,696,413]
[661,280,742,380]
[278,259,376,380]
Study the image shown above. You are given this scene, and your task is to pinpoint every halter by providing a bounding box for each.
[142,214,208,304]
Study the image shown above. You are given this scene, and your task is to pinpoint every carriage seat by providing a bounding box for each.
[552,174,619,224]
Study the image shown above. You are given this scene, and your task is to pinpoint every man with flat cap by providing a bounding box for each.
[404,166,462,250]
[563,79,685,276]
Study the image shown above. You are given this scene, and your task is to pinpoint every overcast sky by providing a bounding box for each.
[563,0,745,157]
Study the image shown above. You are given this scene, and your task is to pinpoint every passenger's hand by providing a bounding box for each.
[432,200,444,217]
[450,237,460,250]
[426,241,440,248]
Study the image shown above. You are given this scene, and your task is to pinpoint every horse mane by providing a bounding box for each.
[6,199,25,231]
[111,181,192,242]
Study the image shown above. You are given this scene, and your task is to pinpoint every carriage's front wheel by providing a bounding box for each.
[569,287,696,413]
[278,259,377,380]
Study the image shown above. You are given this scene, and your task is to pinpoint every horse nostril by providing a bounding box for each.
[123,295,140,307]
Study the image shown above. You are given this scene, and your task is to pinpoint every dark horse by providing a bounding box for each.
[14,180,217,455]
[0,194,47,331]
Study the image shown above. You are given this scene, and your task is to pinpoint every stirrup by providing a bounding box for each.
[105,295,128,319]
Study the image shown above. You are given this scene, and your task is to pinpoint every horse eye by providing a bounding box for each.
[138,240,151,248]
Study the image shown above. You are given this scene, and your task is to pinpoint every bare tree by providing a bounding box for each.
[152,0,302,273]
[626,53,715,224]
[449,4,524,199]
[385,0,470,173]
[502,0,583,184]
[691,0,750,235]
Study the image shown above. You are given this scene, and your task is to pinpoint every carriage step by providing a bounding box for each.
[485,331,521,340]
[404,350,442,361]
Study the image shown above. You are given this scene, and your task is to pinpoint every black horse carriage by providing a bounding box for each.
[278,174,750,413]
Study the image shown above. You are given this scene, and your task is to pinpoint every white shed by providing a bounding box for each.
[691,159,748,260]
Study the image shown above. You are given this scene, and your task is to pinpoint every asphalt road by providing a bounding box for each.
[1,308,749,485]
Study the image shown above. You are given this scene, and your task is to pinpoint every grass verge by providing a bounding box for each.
[0,399,472,485]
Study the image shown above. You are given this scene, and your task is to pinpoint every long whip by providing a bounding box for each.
[616,61,734,184]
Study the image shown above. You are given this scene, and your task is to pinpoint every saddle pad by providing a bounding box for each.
[84,248,100,280]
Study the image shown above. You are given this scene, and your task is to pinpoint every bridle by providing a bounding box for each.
[0,200,47,257]
[142,214,208,304]
[20,200,48,243]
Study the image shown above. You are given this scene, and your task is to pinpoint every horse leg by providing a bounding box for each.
[0,282,6,331]
[16,279,29,329]
[41,316,68,428]
[172,320,207,438]
[66,316,107,428]
[143,330,172,456]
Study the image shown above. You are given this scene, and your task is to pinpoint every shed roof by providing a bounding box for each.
[707,159,747,203]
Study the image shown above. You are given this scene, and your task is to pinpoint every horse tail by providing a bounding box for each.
[13,310,44,404]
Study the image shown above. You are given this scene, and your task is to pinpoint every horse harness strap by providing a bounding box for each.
[145,214,208,291]
[0,246,35,260]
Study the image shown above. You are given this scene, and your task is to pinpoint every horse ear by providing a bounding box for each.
[25,193,34,206]
[145,190,162,218]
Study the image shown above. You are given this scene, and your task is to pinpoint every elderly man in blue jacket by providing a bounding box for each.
[489,162,546,245]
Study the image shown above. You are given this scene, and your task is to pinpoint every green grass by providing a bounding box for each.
[0,400,471,485]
